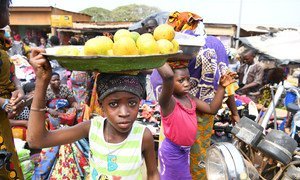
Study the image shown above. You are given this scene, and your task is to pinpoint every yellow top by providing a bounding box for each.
[0,49,15,98]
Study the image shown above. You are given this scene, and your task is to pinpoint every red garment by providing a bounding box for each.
[235,94,252,104]
[161,96,197,146]
[14,34,21,41]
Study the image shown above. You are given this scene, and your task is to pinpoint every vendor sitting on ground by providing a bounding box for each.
[237,48,264,95]
[46,72,79,130]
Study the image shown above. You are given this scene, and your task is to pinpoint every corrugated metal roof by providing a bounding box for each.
[239,30,300,64]
[241,25,300,33]
[56,22,134,33]
[72,22,133,29]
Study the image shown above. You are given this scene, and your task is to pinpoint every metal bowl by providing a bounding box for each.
[180,44,201,56]
[171,45,201,61]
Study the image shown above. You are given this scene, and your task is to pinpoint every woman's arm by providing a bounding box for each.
[9,119,28,127]
[27,48,90,149]
[226,95,240,123]
[157,63,175,116]
[142,128,159,180]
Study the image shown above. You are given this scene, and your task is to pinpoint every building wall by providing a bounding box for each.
[9,7,91,26]
[205,24,236,48]
[10,8,52,25]
[52,8,91,23]
[205,24,236,36]
[9,6,92,39]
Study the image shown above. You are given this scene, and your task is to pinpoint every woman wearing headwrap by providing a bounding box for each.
[45,72,80,129]
[167,11,202,32]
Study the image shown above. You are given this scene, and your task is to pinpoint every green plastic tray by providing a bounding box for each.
[43,46,182,72]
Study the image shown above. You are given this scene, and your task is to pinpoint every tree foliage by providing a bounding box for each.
[80,7,112,21]
[80,4,160,22]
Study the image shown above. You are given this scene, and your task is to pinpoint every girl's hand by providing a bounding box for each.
[29,48,52,81]
[219,72,238,88]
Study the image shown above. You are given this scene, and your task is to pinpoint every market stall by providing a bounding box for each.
[239,30,300,65]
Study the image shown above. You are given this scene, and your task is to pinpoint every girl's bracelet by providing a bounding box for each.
[1,99,9,110]
[31,107,49,112]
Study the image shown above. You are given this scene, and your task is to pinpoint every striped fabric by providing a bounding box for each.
[89,116,146,180]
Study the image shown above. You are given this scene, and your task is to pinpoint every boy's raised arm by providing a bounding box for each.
[156,63,175,116]
[27,48,89,148]
[27,48,52,148]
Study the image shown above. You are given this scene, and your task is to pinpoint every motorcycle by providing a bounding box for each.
[205,82,300,180]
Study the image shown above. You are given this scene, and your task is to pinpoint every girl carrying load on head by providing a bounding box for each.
[27,48,159,180]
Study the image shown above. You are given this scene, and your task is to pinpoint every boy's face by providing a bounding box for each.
[173,68,191,96]
[101,91,140,133]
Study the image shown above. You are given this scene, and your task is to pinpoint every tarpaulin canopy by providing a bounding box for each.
[239,30,300,65]
[128,11,169,31]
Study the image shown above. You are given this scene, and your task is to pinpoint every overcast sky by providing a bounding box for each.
[11,0,300,26]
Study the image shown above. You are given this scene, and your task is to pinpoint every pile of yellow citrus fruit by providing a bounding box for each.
[56,24,179,56]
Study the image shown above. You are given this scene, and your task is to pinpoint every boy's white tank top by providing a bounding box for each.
[89,116,146,180]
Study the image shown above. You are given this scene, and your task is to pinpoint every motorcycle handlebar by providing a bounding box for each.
[213,125,233,133]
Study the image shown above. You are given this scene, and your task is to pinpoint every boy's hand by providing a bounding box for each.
[219,72,238,88]
[29,48,52,81]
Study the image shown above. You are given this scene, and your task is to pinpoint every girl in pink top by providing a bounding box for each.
[157,62,236,179]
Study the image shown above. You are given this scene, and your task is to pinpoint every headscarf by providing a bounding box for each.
[167,11,202,32]
[167,11,205,67]
[97,73,146,101]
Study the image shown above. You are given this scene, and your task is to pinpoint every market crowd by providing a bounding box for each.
[2,1,298,179]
